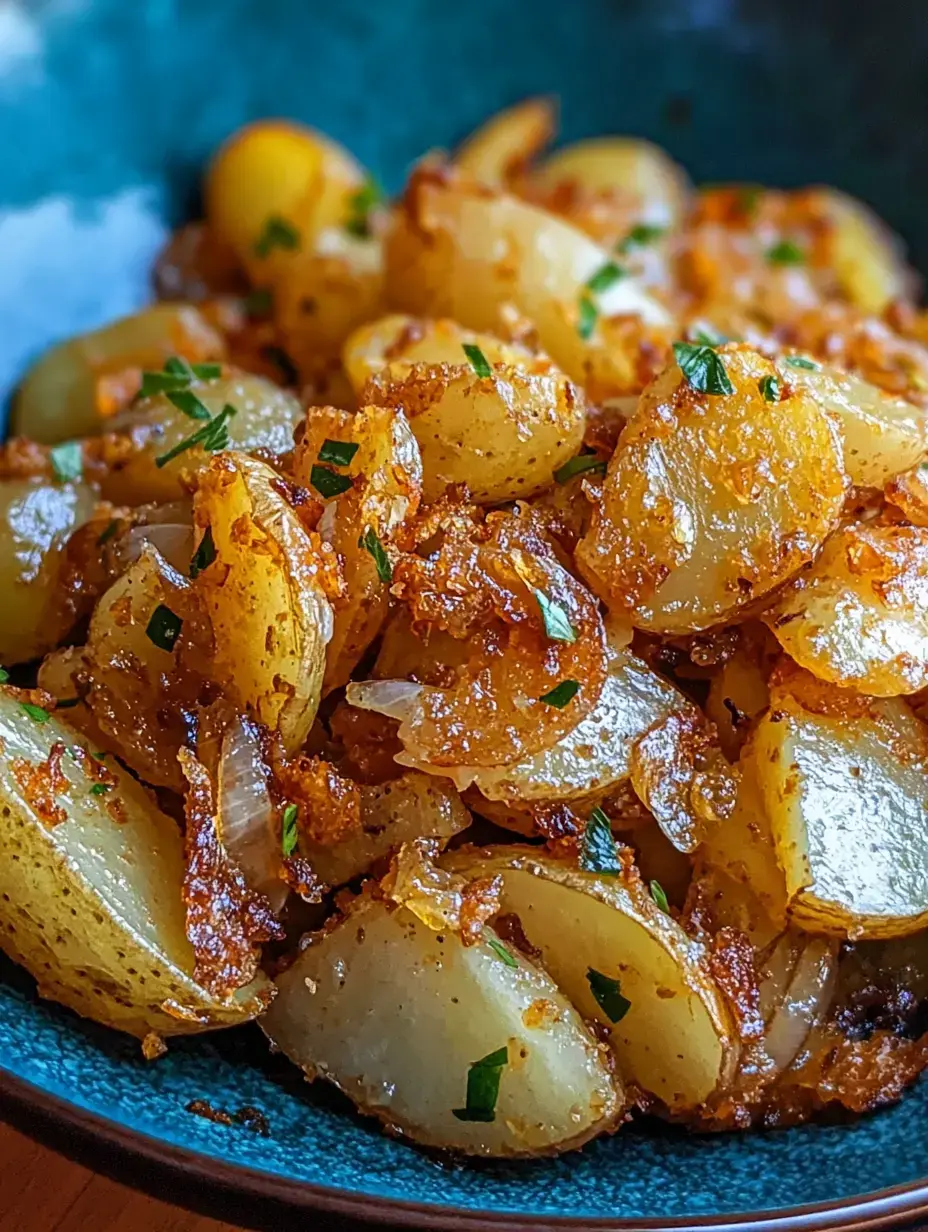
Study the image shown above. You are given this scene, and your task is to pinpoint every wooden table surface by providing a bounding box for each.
[0,1104,366,1232]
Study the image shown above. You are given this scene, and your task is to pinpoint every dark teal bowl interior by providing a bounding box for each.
[2,1,928,1224]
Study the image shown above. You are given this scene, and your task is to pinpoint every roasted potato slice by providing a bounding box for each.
[765,523,928,696]
[818,189,913,315]
[704,626,776,760]
[455,97,556,188]
[99,372,303,507]
[578,346,847,633]
[12,305,225,444]
[751,664,928,938]
[0,689,271,1038]
[785,361,927,488]
[444,846,738,1111]
[0,477,98,665]
[262,889,622,1156]
[194,453,337,752]
[385,164,671,398]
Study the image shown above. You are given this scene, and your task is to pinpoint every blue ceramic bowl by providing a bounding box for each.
[2,2,928,1227]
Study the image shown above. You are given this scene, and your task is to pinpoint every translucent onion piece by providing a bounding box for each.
[217,715,287,913]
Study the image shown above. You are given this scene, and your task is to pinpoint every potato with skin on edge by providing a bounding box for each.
[765,522,928,697]
[577,345,848,634]
[751,662,928,939]
[442,845,739,1112]
[193,452,338,753]
[0,688,271,1039]
[261,881,623,1156]
[0,477,98,665]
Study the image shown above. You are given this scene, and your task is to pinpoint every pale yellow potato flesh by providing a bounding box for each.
[444,847,738,1112]
[751,669,928,938]
[262,895,622,1156]
[194,453,334,753]
[0,690,270,1038]
[765,523,928,696]
[12,304,225,445]
[577,347,848,633]
[534,137,691,228]
[819,188,913,315]
[100,373,303,507]
[455,97,556,187]
[785,361,927,488]
[385,167,671,395]
[0,478,97,665]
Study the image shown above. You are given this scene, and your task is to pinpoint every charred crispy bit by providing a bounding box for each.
[328,702,404,785]
[179,748,283,999]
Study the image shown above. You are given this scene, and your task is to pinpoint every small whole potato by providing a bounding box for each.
[0,477,97,664]
[577,345,848,633]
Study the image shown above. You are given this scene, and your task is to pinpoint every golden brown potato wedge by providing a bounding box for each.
[578,346,847,633]
[262,888,622,1156]
[765,523,928,696]
[194,453,337,752]
[0,688,271,1038]
[455,97,556,187]
[444,846,738,1112]
[751,664,928,938]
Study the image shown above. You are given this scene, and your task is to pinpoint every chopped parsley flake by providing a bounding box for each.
[650,880,670,913]
[576,295,598,341]
[20,702,50,723]
[254,214,301,258]
[318,439,360,467]
[139,357,221,399]
[0,667,8,683]
[586,261,626,294]
[617,223,666,253]
[487,936,518,968]
[49,441,83,484]
[166,389,213,422]
[673,341,734,396]
[146,604,182,653]
[189,527,217,579]
[90,783,112,797]
[538,679,580,708]
[554,453,607,484]
[580,807,620,876]
[533,588,577,643]
[310,465,353,499]
[452,1046,508,1122]
[344,177,384,239]
[462,343,493,379]
[586,968,631,1023]
[758,374,780,402]
[784,355,818,370]
[97,519,120,546]
[359,526,393,583]
[281,803,299,857]
[154,404,237,469]
[766,238,805,266]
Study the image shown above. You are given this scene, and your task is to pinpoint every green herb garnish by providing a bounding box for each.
[766,239,805,266]
[97,519,120,546]
[281,803,299,857]
[758,374,780,402]
[580,807,620,875]
[586,968,631,1023]
[452,1046,508,1123]
[554,453,607,484]
[737,185,763,216]
[533,589,577,643]
[577,295,598,341]
[49,441,82,484]
[672,341,734,396]
[784,355,818,370]
[650,880,670,913]
[166,389,212,422]
[586,261,626,294]
[538,680,580,708]
[617,223,666,253]
[688,323,728,346]
[462,343,493,379]
[139,357,220,398]
[154,404,237,469]
[146,604,182,653]
[0,667,8,683]
[310,465,353,499]
[359,527,392,583]
[318,439,360,467]
[487,937,518,968]
[254,214,301,258]
[20,702,50,723]
[90,783,112,797]
[344,177,384,239]
[189,527,216,579]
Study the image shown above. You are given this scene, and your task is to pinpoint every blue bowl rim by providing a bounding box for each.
[1,1064,925,1231]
